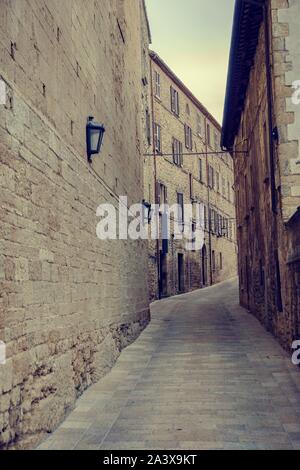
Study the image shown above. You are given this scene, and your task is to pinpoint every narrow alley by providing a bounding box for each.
[38,279,300,451]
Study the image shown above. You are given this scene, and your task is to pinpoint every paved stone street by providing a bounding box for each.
[38,279,300,450]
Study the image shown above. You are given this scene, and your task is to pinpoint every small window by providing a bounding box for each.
[208,166,214,189]
[172,138,183,166]
[177,193,184,227]
[185,124,193,150]
[155,71,161,98]
[154,123,162,153]
[219,253,223,270]
[186,103,190,115]
[170,87,180,116]
[158,183,168,205]
[214,211,219,235]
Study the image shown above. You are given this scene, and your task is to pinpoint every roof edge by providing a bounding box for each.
[150,50,221,132]
[141,0,152,44]
[221,0,265,150]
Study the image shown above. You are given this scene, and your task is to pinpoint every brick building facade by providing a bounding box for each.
[0,0,150,449]
[222,0,300,351]
[144,52,237,301]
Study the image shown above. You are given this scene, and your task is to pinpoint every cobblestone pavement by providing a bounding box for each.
[38,279,300,450]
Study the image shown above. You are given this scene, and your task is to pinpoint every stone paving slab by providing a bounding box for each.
[37,279,300,450]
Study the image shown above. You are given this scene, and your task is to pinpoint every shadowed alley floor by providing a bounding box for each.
[38,279,300,450]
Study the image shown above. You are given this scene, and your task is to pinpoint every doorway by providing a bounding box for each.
[201,244,208,287]
[159,252,168,298]
[178,253,184,293]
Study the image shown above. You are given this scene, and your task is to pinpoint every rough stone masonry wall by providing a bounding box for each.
[0,0,150,449]
[233,2,300,352]
[272,0,300,221]
[271,0,300,345]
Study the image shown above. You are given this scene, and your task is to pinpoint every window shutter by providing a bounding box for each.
[180,142,183,166]
[172,139,175,163]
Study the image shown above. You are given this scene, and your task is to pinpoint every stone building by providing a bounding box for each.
[144,52,237,301]
[222,0,300,351]
[0,0,151,449]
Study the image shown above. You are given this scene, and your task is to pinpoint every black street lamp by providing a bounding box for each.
[86,116,105,162]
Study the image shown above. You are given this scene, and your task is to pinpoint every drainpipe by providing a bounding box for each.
[149,58,161,299]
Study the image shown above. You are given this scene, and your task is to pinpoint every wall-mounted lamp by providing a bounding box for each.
[86,116,105,162]
[272,127,279,144]
[142,200,152,224]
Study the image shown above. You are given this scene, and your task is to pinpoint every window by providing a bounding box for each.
[184,124,192,150]
[218,214,223,237]
[146,108,151,145]
[199,159,204,183]
[177,193,184,228]
[207,123,211,147]
[208,166,214,189]
[170,86,180,116]
[219,253,223,270]
[186,103,190,116]
[224,218,229,238]
[154,123,162,153]
[158,182,168,205]
[155,71,161,98]
[214,211,219,235]
[197,115,202,137]
[172,138,183,166]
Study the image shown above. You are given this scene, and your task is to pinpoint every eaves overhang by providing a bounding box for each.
[150,51,221,132]
[221,0,265,150]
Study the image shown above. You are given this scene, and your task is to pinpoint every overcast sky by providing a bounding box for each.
[145,0,235,123]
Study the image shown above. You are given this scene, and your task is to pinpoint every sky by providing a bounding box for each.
[145,0,235,123]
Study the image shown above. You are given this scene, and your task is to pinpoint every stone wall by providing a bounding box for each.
[144,53,237,300]
[232,0,300,351]
[0,0,150,449]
